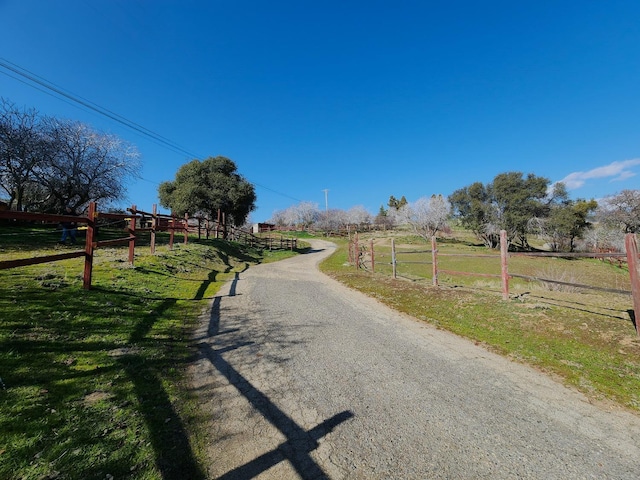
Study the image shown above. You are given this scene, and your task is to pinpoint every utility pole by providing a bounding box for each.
[322,189,329,212]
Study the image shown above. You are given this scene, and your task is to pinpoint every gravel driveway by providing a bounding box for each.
[189,239,640,479]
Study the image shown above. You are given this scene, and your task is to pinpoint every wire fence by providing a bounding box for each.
[349,230,640,335]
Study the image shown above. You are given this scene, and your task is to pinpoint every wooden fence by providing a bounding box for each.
[0,203,297,290]
[349,230,640,335]
[0,202,191,289]
[229,227,298,251]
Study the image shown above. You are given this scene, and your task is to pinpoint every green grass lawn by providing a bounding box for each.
[321,234,640,414]
[0,226,300,480]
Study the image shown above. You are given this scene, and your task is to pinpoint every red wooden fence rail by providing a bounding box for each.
[0,209,91,286]
[1,203,299,292]
[0,202,188,290]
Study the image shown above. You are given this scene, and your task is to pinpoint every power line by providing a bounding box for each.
[255,183,301,203]
[0,57,303,205]
[0,57,200,158]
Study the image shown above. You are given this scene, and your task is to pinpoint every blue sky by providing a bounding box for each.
[1,1,639,221]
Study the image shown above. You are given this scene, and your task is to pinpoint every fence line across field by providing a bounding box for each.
[349,230,640,336]
[0,202,297,290]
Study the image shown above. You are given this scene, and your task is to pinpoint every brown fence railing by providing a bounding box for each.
[349,230,640,335]
[0,203,300,289]
[228,226,298,251]
[0,202,191,289]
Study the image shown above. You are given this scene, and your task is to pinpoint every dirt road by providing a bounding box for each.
[189,239,640,479]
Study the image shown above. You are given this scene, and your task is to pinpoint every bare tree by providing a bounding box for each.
[293,201,320,228]
[397,195,451,241]
[270,201,321,229]
[346,205,372,226]
[283,205,299,227]
[583,223,625,253]
[597,190,640,233]
[0,99,45,211]
[269,209,289,227]
[315,208,347,231]
[35,118,140,212]
[1,98,141,213]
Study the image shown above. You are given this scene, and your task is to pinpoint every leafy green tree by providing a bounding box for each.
[388,195,408,210]
[450,172,552,248]
[374,204,394,228]
[530,192,598,252]
[449,181,500,247]
[490,172,549,247]
[158,156,256,237]
[552,199,598,251]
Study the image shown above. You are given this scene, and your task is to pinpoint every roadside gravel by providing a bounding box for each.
[189,239,640,479]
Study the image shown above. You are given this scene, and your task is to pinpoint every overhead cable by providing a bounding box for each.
[0,57,200,158]
[0,57,303,203]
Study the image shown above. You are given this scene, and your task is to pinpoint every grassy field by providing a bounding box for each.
[0,225,301,480]
[320,233,640,414]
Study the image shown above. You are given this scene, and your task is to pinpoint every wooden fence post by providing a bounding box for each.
[222,211,227,239]
[370,239,375,273]
[128,205,136,264]
[500,230,509,300]
[391,238,397,279]
[354,233,360,270]
[431,236,438,286]
[82,201,96,290]
[183,213,189,244]
[625,233,640,336]
[169,214,175,250]
[150,204,157,254]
